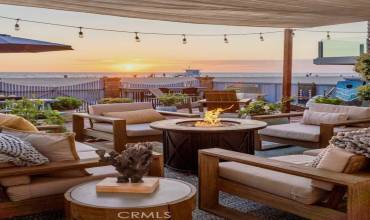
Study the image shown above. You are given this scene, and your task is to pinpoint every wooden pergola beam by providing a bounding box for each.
[282,29,293,113]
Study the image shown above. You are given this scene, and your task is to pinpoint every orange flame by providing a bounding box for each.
[195,105,233,127]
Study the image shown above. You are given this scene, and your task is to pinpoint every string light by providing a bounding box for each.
[135,32,140,42]
[259,32,264,41]
[326,31,331,40]
[182,34,187,44]
[14,19,20,31]
[78,27,84,38]
[0,15,368,42]
[224,34,229,43]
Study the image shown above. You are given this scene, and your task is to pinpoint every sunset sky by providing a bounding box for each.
[0,4,367,74]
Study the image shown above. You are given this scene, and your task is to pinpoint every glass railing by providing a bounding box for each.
[319,37,367,58]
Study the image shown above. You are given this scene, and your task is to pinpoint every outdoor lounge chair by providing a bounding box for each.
[145,88,198,113]
[73,102,199,152]
[0,125,164,219]
[257,103,370,148]
[198,90,251,113]
[199,148,370,220]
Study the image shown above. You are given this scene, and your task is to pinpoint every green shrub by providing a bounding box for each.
[5,99,64,126]
[358,85,370,101]
[239,100,280,117]
[158,93,187,106]
[51,96,83,111]
[98,98,133,104]
[355,53,370,81]
[314,97,343,105]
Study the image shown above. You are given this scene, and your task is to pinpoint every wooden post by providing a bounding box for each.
[282,29,293,113]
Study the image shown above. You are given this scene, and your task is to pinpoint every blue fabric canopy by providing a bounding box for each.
[0,34,73,53]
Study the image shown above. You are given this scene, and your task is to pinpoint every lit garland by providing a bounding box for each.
[0,15,369,43]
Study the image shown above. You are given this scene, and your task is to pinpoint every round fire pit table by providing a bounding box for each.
[150,118,267,173]
[65,178,196,220]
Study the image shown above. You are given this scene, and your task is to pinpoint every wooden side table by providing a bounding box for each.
[65,178,196,220]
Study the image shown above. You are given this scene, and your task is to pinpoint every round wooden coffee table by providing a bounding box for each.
[65,178,196,220]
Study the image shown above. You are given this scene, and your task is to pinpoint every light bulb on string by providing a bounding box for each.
[326,31,331,40]
[14,19,20,31]
[135,32,140,42]
[259,33,264,42]
[182,34,187,44]
[224,34,229,43]
[78,27,84,38]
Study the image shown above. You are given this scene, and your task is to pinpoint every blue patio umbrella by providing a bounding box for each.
[0,34,73,53]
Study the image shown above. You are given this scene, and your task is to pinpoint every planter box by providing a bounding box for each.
[59,109,77,122]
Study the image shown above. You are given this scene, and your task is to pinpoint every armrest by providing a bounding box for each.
[73,112,125,123]
[36,125,64,133]
[156,110,200,118]
[321,118,370,127]
[199,148,369,186]
[0,159,109,178]
[251,112,303,120]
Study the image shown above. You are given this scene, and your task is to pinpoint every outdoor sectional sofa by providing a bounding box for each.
[258,103,370,148]
[0,126,164,219]
[73,102,199,152]
[199,147,370,220]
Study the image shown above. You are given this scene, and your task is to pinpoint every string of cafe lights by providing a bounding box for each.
[1,15,369,43]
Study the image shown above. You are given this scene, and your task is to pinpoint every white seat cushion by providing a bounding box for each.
[259,123,359,142]
[6,166,118,201]
[219,162,327,204]
[259,123,320,142]
[93,122,162,137]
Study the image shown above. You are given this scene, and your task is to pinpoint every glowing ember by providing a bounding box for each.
[195,106,233,127]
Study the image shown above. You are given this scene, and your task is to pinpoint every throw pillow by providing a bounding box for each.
[103,109,166,124]
[302,110,348,126]
[311,146,355,191]
[0,113,38,131]
[0,133,49,166]
[1,128,90,177]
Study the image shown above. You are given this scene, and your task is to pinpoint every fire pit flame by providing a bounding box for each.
[195,106,233,127]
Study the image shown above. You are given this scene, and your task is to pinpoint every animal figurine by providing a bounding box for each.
[96,142,153,183]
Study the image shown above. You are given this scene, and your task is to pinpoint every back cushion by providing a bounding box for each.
[311,146,365,191]
[310,103,370,127]
[1,128,89,177]
[302,110,348,125]
[89,102,153,116]
[103,109,165,124]
[0,113,38,132]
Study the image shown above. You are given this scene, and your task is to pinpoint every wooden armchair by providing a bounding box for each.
[199,148,370,220]
[73,103,199,152]
[257,111,370,148]
[198,90,251,113]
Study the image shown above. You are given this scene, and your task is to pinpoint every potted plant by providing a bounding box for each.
[51,96,83,122]
[157,93,187,112]
[98,98,133,104]
[358,85,370,107]
[5,98,64,126]
[239,99,293,125]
